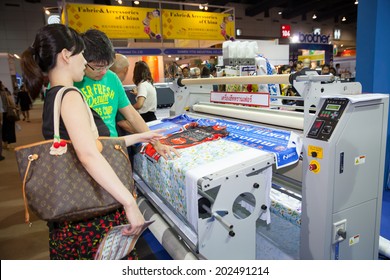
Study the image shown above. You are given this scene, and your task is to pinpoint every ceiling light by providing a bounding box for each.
[199,3,208,10]
[312,14,317,19]
[134,1,139,5]
[278,11,282,15]
[117,0,122,4]
[45,9,50,15]
[342,16,346,21]
[354,1,358,4]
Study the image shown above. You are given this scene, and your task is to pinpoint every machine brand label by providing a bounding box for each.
[298,32,330,44]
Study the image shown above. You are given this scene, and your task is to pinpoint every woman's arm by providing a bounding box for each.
[61,90,145,235]
[132,95,145,110]
[122,129,163,146]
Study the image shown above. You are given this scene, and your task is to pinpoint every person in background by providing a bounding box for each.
[109,53,129,83]
[75,29,178,160]
[109,53,136,136]
[293,60,303,73]
[321,64,331,75]
[209,64,218,91]
[330,66,337,76]
[200,65,212,78]
[20,23,162,260]
[181,66,190,78]
[16,84,32,122]
[0,85,17,150]
[131,61,157,123]
[190,67,201,78]
[335,63,341,76]
[0,83,4,161]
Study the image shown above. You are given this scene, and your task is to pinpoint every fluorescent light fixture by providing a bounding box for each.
[334,29,341,39]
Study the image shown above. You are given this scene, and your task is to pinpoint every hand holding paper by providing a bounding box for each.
[95,220,154,260]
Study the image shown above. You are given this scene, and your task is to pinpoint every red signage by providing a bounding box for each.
[281,24,291,38]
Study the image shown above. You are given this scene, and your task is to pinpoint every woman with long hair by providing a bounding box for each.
[20,24,161,259]
[131,61,157,122]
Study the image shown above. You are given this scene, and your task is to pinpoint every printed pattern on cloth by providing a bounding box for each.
[134,140,249,220]
[48,208,137,260]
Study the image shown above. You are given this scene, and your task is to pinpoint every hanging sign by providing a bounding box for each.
[281,24,291,38]
[63,3,235,41]
[63,3,161,39]
[162,10,235,40]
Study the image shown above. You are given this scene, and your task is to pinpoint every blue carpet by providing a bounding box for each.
[380,190,390,240]
[136,229,172,260]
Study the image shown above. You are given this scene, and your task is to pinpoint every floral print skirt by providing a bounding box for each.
[48,208,137,260]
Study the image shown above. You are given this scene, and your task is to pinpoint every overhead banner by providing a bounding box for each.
[64,3,161,39]
[162,9,235,40]
[63,3,234,41]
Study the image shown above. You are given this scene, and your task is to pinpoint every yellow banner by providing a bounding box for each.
[63,3,235,41]
[162,9,235,40]
[64,3,161,39]
[298,54,325,61]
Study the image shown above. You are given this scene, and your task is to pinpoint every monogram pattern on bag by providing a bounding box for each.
[15,138,133,222]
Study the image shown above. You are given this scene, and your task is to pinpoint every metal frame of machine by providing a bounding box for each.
[133,73,388,260]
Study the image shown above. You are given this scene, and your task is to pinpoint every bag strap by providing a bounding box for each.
[53,86,99,142]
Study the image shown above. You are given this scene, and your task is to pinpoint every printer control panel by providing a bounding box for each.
[307,98,349,141]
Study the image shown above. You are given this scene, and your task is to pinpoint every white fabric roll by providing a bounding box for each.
[180,74,290,85]
[193,102,304,130]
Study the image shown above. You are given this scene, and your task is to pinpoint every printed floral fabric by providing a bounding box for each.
[134,140,248,221]
[48,208,137,260]
[270,200,301,227]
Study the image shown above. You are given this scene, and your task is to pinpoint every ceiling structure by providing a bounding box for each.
[24,0,359,23]
[207,0,358,23]
[84,0,358,24]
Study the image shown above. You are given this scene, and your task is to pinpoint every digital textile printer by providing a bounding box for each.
[132,72,389,260]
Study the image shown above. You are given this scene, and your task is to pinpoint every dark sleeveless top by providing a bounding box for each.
[42,86,110,140]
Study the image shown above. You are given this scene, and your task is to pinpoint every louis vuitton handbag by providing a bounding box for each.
[15,87,134,224]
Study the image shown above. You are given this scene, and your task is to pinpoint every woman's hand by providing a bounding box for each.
[152,141,180,160]
[122,203,145,236]
[136,129,164,144]
[131,88,138,96]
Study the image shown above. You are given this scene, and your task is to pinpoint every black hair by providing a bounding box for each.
[81,29,115,65]
[133,61,153,85]
[279,64,291,74]
[20,24,84,99]
[200,66,211,78]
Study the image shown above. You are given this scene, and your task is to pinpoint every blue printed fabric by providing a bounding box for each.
[158,114,301,168]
